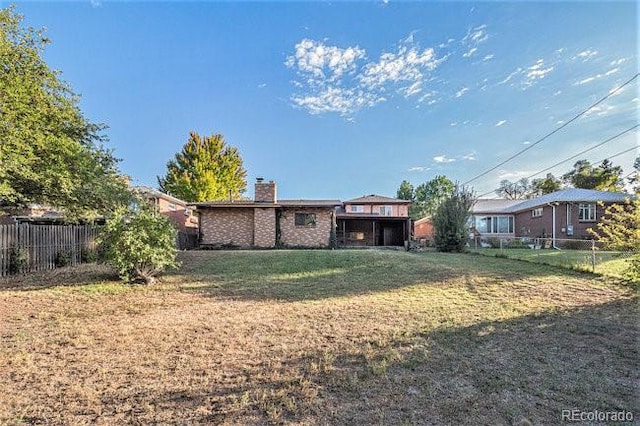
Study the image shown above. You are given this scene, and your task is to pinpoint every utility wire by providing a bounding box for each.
[476,142,639,198]
[462,73,639,186]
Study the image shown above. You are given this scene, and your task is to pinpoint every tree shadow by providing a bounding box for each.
[92,298,637,425]
[0,263,119,291]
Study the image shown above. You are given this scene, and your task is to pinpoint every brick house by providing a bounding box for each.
[134,186,198,233]
[191,179,341,248]
[336,195,412,247]
[470,188,632,245]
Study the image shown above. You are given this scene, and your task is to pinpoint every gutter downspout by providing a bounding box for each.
[547,202,560,250]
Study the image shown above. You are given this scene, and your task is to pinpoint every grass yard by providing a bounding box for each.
[0,250,637,425]
[469,248,633,278]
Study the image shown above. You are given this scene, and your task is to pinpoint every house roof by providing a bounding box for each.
[133,186,188,206]
[190,200,342,209]
[336,213,410,220]
[505,188,632,212]
[345,194,412,204]
[472,199,522,214]
[472,189,633,215]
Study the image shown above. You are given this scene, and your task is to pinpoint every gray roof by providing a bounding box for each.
[505,189,632,212]
[472,199,522,214]
[191,199,341,208]
[133,186,188,206]
[472,189,633,214]
[279,199,342,207]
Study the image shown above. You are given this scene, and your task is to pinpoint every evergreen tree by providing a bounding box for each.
[432,185,475,252]
[158,131,247,202]
[396,180,414,201]
[0,7,130,217]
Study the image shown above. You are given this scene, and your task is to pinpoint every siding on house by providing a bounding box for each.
[199,208,254,247]
[253,207,276,248]
[343,203,409,216]
[279,208,334,248]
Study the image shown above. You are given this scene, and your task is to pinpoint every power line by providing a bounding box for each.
[477,142,639,198]
[462,72,639,186]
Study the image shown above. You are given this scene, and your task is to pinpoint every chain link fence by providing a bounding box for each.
[469,236,637,278]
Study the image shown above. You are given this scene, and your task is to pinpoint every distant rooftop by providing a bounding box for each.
[345,194,412,204]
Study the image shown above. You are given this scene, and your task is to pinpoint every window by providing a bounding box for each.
[167,203,177,211]
[295,213,316,227]
[532,207,543,218]
[578,203,596,222]
[473,216,514,234]
[350,205,364,213]
[185,208,192,217]
[379,205,392,216]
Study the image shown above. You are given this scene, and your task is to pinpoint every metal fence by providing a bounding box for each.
[0,224,101,277]
[470,236,637,277]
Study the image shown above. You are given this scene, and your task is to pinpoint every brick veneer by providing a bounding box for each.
[255,181,276,203]
[199,208,254,248]
[279,208,333,248]
[253,207,276,248]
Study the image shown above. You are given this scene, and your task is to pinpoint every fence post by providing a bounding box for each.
[591,239,596,273]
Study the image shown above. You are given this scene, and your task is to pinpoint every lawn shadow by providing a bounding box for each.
[107,297,638,425]
[0,263,119,291]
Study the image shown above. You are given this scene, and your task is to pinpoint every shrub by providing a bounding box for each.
[80,249,98,263]
[433,185,475,253]
[54,250,72,267]
[98,205,179,284]
[8,246,28,274]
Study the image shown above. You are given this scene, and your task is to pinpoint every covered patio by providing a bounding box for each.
[336,215,411,247]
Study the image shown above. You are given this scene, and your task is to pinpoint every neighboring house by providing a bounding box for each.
[470,188,632,244]
[191,179,342,248]
[134,186,198,233]
[0,205,100,225]
[336,195,412,247]
[414,216,434,240]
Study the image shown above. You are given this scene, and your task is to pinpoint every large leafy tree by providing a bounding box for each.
[628,156,640,194]
[562,159,624,192]
[531,173,562,196]
[0,7,130,218]
[158,131,247,202]
[399,175,455,219]
[495,178,534,199]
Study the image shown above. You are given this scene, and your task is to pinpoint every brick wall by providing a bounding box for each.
[255,181,277,203]
[155,197,198,232]
[279,208,333,248]
[199,208,254,248]
[514,202,607,239]
[253,207,276,248]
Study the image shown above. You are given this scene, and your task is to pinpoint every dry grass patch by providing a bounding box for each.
[0,250,637,425]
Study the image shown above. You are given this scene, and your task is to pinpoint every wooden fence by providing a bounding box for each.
[0,224,101,277]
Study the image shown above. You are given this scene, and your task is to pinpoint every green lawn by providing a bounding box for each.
[470,247,633,278]
[0,250,637,425]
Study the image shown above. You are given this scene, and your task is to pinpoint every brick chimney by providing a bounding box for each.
[254,178,277,203]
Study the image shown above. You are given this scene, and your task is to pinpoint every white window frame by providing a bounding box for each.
[379,205,392,216]
[532,207,543,218]
[578,203,596,222]
[350,205,364,213]
[167,202,177,211]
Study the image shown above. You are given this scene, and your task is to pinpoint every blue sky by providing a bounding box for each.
[9,1,639,200]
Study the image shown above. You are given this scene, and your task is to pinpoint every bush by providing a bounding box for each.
[8,246,28,274]
[54,250,72,267]
[98,205,179,284]
[80,249,98,263]
[433,185,475,253]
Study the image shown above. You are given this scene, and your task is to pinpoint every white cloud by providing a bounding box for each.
[359,43,442,90]
[610,58,628,66]
[498,68,522,85]
[450,122,458,126]
[401,81,423,97]
[462,47,478,58]
[582,103,615,118]
[553,90,562,96]
[498,170,532,179]
[258,83,267,89]
[482,54,494,61]
[433,155,456,163]
[408,166,431,172]
[524,59,554,86]
[574,49,598,61]
[285,39,365,84]
[495,120,506,127]
[523,141,531,145]
[455,87,469,98]
[90,0,102,7]
[291,86,383,115]
[574,68,621,86]
[576,76,596,85]
[462,153,476,161]
[604,68,620,76]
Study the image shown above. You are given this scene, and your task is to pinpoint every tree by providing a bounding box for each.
[495,178,534,199]
[432,185,475,252]
[531,173,562,196]
[98,202,179,284]
[562,159,624,192]
[590,199,640,281]
[0,7,130,218]
[410,175,455,219]
[396,180,414,201]
[628,156,640,194]
[158,131,247,202]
